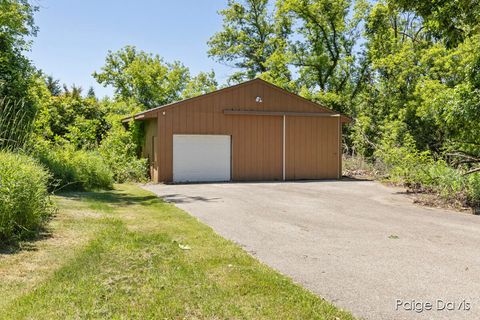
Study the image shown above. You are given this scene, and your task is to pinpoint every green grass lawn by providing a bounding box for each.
[0,184,354,319]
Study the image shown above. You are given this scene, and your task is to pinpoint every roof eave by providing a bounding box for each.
[121,113,156,123]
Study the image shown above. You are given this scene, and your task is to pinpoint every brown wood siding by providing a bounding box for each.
[285,116,340,180]
[142,119,158,181]
[152,79,342,182]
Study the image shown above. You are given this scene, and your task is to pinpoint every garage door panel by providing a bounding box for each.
[286,117,339,180]
[231,116,283,181]
[173,135,231,182]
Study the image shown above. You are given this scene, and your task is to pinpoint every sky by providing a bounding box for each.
[27,0,233,98]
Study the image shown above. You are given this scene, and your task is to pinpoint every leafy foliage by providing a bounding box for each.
[181,71,218,99]
[98,122,147,183]
[394,0,480,48]
[349,1,480,176]
[34,89,109,149]
[33,142,113,192]
[208,0,290,84]
[0,0,38,99]
[93,46,221,109]
[45,75,61,96]
[278,0,366,95]
[93,46,190,109]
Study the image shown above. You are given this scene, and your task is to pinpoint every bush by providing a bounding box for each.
[98,124,147,183]
[467,173,480,207]
[34,143,113,191]
[376,130,433,185]
[421,162,466,198]
[0,152,54,243]
[374,121,479,207]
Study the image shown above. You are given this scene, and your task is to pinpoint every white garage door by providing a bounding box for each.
[173,134,231,183]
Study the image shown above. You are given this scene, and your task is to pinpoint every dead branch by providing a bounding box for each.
[464,167,480,176]
[446,152,480,166]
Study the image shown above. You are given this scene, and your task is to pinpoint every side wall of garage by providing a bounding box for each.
[142,119,158,182]
[153,80,341,182]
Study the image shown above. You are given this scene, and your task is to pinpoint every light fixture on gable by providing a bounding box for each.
[255,96,263,103]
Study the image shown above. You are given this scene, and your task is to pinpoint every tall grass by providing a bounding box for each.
[0,97,35,152]
[0,98,54,243]
[0,152,54,243]
[33,143,114,192]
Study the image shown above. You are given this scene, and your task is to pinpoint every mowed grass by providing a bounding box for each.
[0,184,354,319]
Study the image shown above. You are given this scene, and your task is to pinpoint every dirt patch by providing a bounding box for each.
[409,192,474,214]
[345,174,476,215]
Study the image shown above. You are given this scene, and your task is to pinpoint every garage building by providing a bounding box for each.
[124,78,350,183]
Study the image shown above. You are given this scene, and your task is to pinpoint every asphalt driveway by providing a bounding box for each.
[143,180,480,320]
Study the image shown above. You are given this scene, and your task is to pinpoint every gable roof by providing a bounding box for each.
[122,78,352,123]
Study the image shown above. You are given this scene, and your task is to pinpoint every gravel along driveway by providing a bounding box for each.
[143,180,480,320]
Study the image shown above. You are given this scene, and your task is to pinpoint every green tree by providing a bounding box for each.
[45,75,62,96]
[208,0,291,83]
[93,46,190,109]
[277,0,369,113]
[351,0,480,170]
[65,84,83,99]
[393,0,480,48]
[351,2,430,155]
[34,92,108,149]
[86,86,96,99]
[182,71,218,99]
[0,0,38,101]
[0,0,40,150]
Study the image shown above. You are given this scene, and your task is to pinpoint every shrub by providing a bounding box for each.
[374,121,478,207]
[98,124,147,183]
[422,162,466,198]
[467,173,480,207]
[0,152,54,243]
[34,143,113,191]
[375,126,433,185]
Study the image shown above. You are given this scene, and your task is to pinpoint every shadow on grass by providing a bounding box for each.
[1,188,157,256]
[59,189,160,208]
[0,227,53,255]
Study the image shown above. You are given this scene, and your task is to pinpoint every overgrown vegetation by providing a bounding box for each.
[33,143,113,192]
[98,123,148,183]
[0,98,35,151]
[375,130,480,207]
[0,152,54,243]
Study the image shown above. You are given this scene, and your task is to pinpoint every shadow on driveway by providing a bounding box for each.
[160,194,221,204]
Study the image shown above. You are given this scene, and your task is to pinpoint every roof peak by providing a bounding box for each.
[122,77,351,123]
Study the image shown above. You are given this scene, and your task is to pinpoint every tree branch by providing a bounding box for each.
[464,167,480,176]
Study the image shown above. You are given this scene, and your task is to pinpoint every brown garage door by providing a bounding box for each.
[285,116,340,180]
